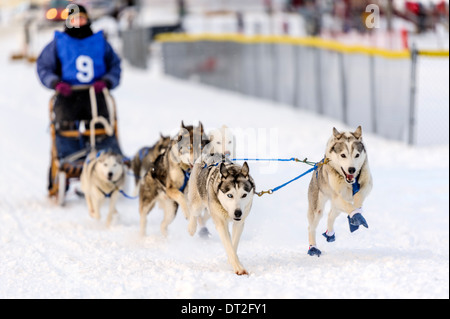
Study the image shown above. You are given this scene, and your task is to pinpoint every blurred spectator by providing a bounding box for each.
[432,0,449,31]
[344,0,371,33]
[285,0,322,35]
[287,0,303,11]
[417,3,427,33]
[300,0,321,36]
[177,0,187,22]
[264,0,274,16]
[236,11,245,33]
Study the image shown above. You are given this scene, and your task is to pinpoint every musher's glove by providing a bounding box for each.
[93,80,108,94]
[54,82,72,97]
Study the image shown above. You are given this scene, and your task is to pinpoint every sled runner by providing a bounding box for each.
[48,85,123,206]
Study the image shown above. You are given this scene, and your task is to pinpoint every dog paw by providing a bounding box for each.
[235,269,249,276]
[198,227,211,239]
[348,213,369,233]
[322,231,335,242]
[307,246,322,257]
[187,219,197,237]
[75,189,84,197]
[89,210,100,220]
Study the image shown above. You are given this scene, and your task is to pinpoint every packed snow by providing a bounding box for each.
[0,26,448,299]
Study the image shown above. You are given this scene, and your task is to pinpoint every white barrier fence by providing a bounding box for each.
[157,33,449,145]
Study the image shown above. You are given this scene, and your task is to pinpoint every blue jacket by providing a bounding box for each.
[37,31,121,89]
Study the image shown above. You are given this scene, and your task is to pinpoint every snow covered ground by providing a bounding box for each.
[0,26,448,299]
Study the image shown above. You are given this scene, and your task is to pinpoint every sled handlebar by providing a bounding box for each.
[88,86,115,148]
[53,85,116,149]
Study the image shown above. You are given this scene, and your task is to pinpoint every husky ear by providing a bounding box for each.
[219,163,229,178]
[181,121,187,129]
[241,162,249,177]
[333,127,341,137]
[116,154,124,163]
[353,126,362,140]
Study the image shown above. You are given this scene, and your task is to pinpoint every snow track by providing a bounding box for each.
[0,28,448,299]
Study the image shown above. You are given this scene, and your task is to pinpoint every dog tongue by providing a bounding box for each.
[341,168,354,182]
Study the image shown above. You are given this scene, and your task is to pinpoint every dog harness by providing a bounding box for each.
[316,162,361,197]
[352,175,361,196]
[138,147,151,161]
[179,169,191,193]
[96,185,118,198]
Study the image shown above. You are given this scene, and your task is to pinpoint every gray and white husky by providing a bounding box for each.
[130,134,171,193]
[80,150,126,227]
[138,122,209,236]
[187,155,256,275]
[195,125,237,236]
[307,126,373,257]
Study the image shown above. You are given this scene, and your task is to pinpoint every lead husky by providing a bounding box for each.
[307,126,373,257]
[195,125,237,237]
[187,155,256,275]
[80,150,126,227]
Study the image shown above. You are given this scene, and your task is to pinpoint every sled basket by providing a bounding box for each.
[48,86,122,205]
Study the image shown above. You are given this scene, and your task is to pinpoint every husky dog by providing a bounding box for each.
[207,125,236,158]
[80,150,126,227]
[138,121,209,236]
[187,155,255,275]
[195,125,237,237]
[130,134,171,189]
[307,126,373,257]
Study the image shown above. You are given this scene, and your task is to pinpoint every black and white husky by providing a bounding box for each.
[187,155,256,275]
[307,126,373,257]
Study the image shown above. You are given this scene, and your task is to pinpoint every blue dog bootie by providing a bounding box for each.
[322,230,335,242]
[307,245,322,257]
[348,211,369,233]
[198,227,212,239]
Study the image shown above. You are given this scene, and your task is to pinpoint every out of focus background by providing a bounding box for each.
[0,1,449,299]
[1,0,449,145]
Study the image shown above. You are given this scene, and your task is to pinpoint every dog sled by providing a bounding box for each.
[48,85,123,206]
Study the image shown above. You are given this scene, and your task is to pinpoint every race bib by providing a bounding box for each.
[55,31,106,85]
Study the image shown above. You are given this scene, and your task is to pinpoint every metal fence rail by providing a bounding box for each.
[157,33,449,144]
